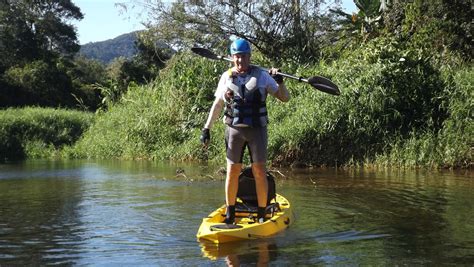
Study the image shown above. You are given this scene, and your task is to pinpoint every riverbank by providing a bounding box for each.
[1,44,472,169]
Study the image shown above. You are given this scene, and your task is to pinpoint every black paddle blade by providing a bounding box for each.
[308,76,340,96]
[191,47,220,60]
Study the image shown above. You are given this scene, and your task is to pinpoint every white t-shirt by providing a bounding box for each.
[214,68,279,100]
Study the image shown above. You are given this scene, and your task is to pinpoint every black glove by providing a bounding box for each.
[200,128,210,145]
[270,69,284,84]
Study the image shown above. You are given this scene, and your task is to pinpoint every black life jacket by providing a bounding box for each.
[224,67,268,127]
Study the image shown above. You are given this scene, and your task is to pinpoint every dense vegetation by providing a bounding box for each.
[0,1,171,110]
[0,108,93,161]
[72,43,472,168]
[0,0,472,169]
[0,0,85,108]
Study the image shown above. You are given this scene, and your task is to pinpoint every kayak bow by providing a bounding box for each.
[197,194,294,243]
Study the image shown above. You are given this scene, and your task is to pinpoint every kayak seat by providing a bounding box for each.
[235,202,280,215]
[236,167,276,206]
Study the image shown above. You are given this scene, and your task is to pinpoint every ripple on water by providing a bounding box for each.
[0,161,472,266]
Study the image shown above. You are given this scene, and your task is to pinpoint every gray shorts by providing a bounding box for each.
[225,125,268,164]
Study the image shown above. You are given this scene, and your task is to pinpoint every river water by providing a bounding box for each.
[0,160,472,266]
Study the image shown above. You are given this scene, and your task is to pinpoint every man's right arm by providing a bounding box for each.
[201,73,226,145]
[200,97,224,146]
[204,97,224,129]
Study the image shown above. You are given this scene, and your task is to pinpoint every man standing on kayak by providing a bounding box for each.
[200,38,290,224]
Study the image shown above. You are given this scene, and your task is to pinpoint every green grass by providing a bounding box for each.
[373,67,473,168]
[0,107,94,161]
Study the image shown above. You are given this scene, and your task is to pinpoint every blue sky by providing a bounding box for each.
[73,1,357,45]
[73,0,146,44]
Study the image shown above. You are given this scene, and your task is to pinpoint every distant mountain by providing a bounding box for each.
[79,32,139,64]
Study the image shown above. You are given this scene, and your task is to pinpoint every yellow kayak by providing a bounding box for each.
[196,194,294,243]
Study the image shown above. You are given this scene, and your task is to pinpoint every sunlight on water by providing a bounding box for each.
[0,160,472,265]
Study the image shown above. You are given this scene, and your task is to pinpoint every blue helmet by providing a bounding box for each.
[230,38,251,55]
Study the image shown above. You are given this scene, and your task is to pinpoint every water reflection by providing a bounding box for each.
[275,168,474,265]
[200,239,278,266]
[0,168,85,265]
[0,160,472,265]
[199,229,392,266]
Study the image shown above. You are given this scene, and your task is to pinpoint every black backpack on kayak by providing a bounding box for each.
[237,167,276,206]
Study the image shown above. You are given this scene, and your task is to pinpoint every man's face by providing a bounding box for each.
[232,53,251,73]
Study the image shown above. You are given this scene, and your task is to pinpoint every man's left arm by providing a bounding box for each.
[274,82,290,102]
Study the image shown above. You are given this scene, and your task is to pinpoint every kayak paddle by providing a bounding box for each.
[191,47,340,96]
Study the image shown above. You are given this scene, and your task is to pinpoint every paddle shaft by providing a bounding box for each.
[215,55,309,83]
[191,47,340,95]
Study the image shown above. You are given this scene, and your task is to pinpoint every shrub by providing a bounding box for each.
[2,61,75,107]
[0,107,93,161]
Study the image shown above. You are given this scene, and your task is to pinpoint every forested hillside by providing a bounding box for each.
[79,32,139,64]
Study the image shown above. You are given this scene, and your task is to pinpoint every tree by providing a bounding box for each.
[330,0,387,45]
[95,30,173,110]
[68,56,108,110]
[330,0,472,61]
[3,60,74,107]
[0,1,39,69]
[126,0,339,63]
[134,30,173,71]
[0,0,83,65]
[395,0,473,61]
[0,0,84,108]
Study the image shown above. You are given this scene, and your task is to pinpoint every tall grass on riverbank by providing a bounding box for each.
[0,107,93,161]
[72,38,472,168]
[73,55,226,161]
[268,39,472,168]
[374,67,473,168]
